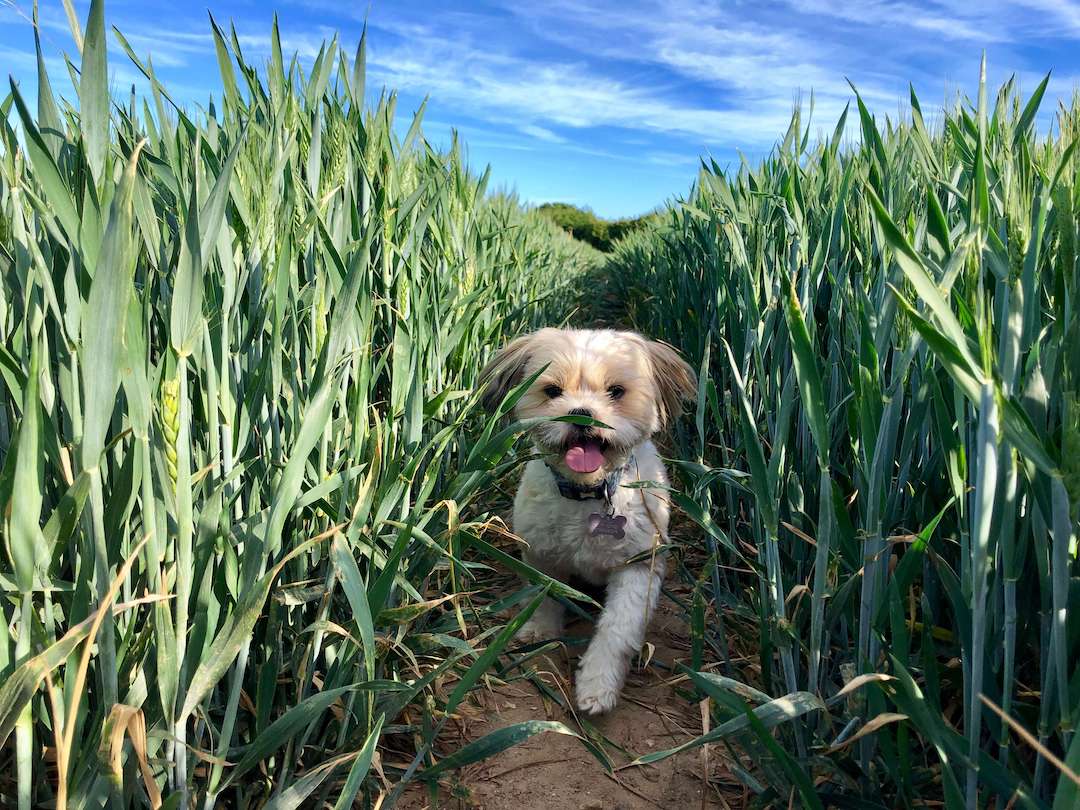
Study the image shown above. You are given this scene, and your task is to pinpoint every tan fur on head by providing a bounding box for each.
[642,338,698,426]
[478,330,548,411]
[479,327,697,480]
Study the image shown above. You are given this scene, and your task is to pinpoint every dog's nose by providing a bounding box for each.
[567,407,592,419]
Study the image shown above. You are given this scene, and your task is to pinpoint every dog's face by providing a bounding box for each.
[479,328,697,482]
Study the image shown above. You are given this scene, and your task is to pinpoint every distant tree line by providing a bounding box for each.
[535,202,655,252]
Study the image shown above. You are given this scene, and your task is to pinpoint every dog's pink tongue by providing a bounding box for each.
[565,440,604,474]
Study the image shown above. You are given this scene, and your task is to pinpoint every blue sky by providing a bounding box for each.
[3,1,1080,218]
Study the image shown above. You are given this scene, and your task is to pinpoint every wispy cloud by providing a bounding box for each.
[112,29,211,69]
[785,0,1000,41]
[362,12,863,148]
[518,124,567,143]
[1008,0,1080,34]
[360,3,915,158]
[367,40,800,146]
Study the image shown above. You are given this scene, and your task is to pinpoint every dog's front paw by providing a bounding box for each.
[574,679,620,715]
[575,645,628,714]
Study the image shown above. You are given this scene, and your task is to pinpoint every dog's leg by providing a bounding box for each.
[515,552,566,644]
[575,564,661,714]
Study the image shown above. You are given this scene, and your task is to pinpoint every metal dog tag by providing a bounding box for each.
[588,512,627,539]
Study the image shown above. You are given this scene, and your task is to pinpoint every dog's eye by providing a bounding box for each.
[608,385,625,400]
[543,384,563,399]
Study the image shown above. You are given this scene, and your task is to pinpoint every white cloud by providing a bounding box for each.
[518,123,567,143]
[365,27,837,148]
[785,0,1000,41]
[1011,0,1080,34]
[111,29,211,69]
[353,0,931,152]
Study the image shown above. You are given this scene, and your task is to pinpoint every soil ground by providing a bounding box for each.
[398,578,750,810]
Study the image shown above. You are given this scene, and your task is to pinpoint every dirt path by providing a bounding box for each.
[400,583,745,809]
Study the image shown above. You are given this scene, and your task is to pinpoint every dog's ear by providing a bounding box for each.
[646,339,697,426]
[479,333,534,411]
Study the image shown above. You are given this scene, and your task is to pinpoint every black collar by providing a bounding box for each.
[544,455,633,507]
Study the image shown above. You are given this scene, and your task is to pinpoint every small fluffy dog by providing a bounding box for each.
[480,328,696,714]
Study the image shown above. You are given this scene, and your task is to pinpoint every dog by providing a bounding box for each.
[480,327,696,714]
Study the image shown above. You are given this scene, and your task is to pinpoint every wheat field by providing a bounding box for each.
[1,1,1078,808]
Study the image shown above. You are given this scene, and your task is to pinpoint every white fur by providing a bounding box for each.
[480,328,694,714]
[513,445,670,714]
